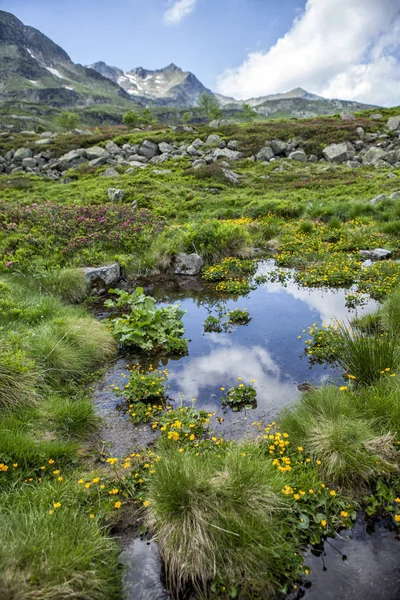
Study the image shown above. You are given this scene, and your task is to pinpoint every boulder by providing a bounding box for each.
[85,146,108,160]
[138,140,159,159]
[340,112,355,120]
[359,248,392,261]
[308,154,318,163]
[58,149,87,169]
[289,149,307,162]
[362,147,387,166]
[205,134,221,146]
[256,147,274,162]
[158,142,175,154]
[83,263,121,290]
[221,168,240,186]
[370,113,383,120]
[356,127,365,139]
[270,140,287,155]
[390,191,400,200]
[173,253,204,276]
[192,138,205,149]
[227,140,239,150]
[22,157,38,169]
[128,161,147,169]
[35,138,52,146]
[214,148,243,161]
[108,188,125,202]
[387,116,400,132]
[88,155,109,168]
[369,194,387,205]
[99,167,120,177]
[150,154,171,164]
[322,142,349,164]
[346,160,362,169]
[105,141,121,155]
[14,147,33,162]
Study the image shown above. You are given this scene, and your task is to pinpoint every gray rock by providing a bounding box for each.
[323,142,349,164]
[192,138,205,149]
[356,127,365,139]
[214,148,243,161]
[22,157,38,169]
[362,147,387,166]
[5,150,14,161]
[256,147,274,162]
[370,113,383,120]
[83,263,121,290]
[217,141,227,149]
[390,191,400,200]
[14,147,33,161]
[58,149,87,169]
[289,149,307,162]
[270,140,287,155]
[387,116,400,132]
[369,194,387,205]
[85,146,108,160]
[35,138,52,146]
[158,142,174,154]
[153,169,172,175]
[362,259,373,268]
[192,159,206,169]
[88,155,109,168]
[99,167,120,177]
[347,160,362,169]
[108,188,125,202]
[221,168,240,186]
[150,154,171,164]
[186,145,199,156]
[128,161,147,169]
[308,154,318,163]
[173,253,204,276]
[340,112,356,120]
[359,248,392,260]
[227,140,239,150]
[138,140,159,159]
[205,134,221,146]
[105,141,121,155]
[129,154,149,164]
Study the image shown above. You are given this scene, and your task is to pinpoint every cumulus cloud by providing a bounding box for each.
[164,0,198,25]
[216,0,400,106]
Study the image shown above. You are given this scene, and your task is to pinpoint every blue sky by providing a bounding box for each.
[0,0,301,87]
[1,0,400,105]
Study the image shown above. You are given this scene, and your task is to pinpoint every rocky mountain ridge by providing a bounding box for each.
[0,8,379,123]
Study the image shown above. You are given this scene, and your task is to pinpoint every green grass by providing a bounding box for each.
[279,387,397,487]
[147,443,299,598]
[0,480,122,600]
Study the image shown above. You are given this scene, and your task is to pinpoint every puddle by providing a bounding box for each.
[294,517,400,600]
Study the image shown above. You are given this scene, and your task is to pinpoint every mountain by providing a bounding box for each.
[0,10,135,109]
[0,9,378,129]
[89,61,213,107]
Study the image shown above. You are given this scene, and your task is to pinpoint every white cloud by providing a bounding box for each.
[216,0,400,106]
[164,0,198,25]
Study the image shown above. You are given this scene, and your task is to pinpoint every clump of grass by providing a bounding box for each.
[334,323,400,386]
[42,395,99,439]
[355,378,400,438]
[381,287,400,335]
[147,444,299,598]
[0,481,122,600]
[280,387,397,487]
[0,346,39,409]
[27,317,115,383]
[34,268,89,303]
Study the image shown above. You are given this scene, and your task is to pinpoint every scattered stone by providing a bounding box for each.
[297,382,316,393]
[83,263,121,290]
[58,149,87,169]
[221,168,240,186]
[214,148,243,161]
[370,113,383,120]
[153,169,172,175]
[270,140,287,155]
[308,154,318,163]
[387,116,400,131]
[227,140,239,150]
[359,248,392,260]
[138,140,159,159]
[107,188,125,202]
[85,146,109,160]
[35,138,52,145]
[369,194,387,205]
[340,112,355,120]
[14,147,33,161]
[105,141,121,155]
[256,147,274,162]
[356,127,365,139]
[390,191,400,200]
[346,160,362,169]
[362,147,387,166]
[99,167,120,177]
[323,142,349,164]
[205,134,221,146]
[21,157,38,169]
[362,259,373,268]
[173,253,204,276]
[289,149,307,162]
